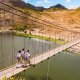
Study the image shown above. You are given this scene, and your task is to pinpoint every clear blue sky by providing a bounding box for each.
[23,0,80,9]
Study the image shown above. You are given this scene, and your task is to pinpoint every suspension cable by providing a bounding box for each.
[46,21,52,80]
[23,12,27,79]
[33,17,38,67]
[11,9,15,78]
[0,4,3,70]
[3,6,6,69]
[41,23,45,62]
[47,56,50,80]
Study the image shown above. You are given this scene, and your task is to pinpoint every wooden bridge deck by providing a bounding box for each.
[0,39,80,79]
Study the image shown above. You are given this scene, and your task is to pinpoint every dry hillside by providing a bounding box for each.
[42,10,80,32]
[0,1,80,42]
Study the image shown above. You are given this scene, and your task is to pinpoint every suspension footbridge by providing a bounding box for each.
[0,1,80,80]
[0,39,80,79]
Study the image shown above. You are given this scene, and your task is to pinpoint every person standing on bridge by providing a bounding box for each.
[21,48,25,62]
[16,50,22,64]
[25,50,31,65]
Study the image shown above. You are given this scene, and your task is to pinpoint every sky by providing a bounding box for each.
[23,0,80,9]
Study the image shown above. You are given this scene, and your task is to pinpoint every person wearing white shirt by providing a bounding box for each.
[16,51,21,63]
[16,50,23,68]
[25,50,31,65]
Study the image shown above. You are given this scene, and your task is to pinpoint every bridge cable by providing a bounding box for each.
[42,22,45,62]
[0,4,3,70]
[23,12,29,79]
[32,17,36,67]
[2,5,7,77]
[11,9,15,78]
[47,58,50,80]
[46,24,52,80]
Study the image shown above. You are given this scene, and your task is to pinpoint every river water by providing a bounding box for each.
[0,33,80,80]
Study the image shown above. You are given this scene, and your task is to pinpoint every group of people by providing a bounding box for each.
[16,48,31,67]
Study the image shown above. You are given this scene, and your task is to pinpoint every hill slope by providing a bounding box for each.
[0,0,80,33]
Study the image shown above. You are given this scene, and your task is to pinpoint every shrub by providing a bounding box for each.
[13,23,27,31]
